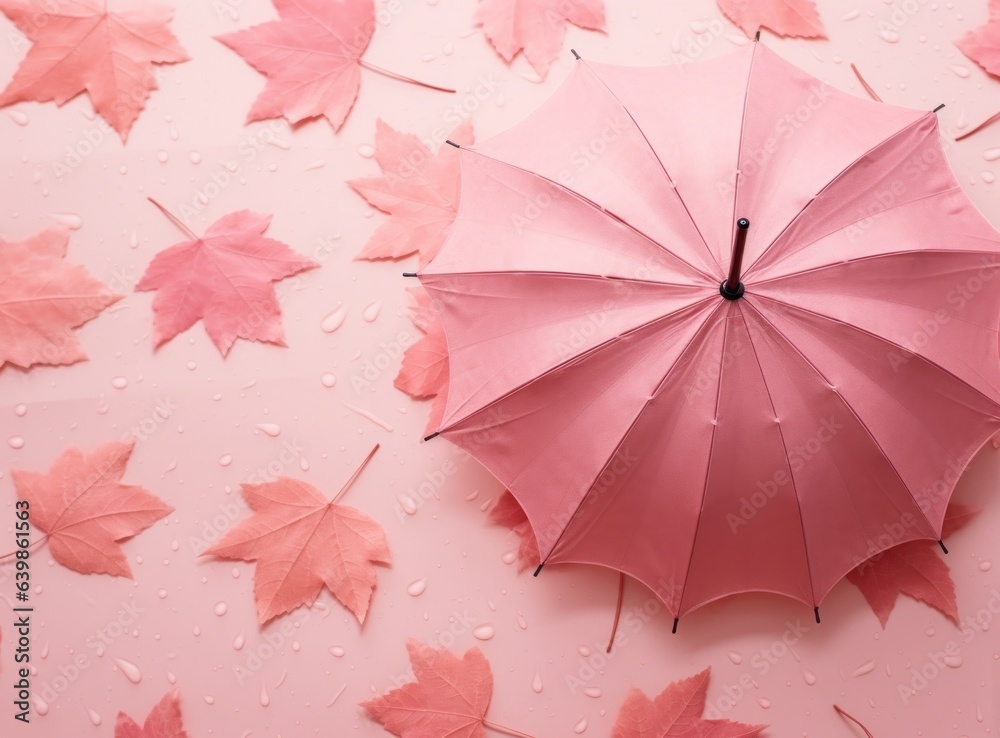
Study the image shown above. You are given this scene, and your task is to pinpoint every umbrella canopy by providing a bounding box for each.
[416,40,1000,623]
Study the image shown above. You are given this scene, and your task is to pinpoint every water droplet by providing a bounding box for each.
[578,645,591,657]
[357,144,375,158]
[944,654,963,668]
[14,404,27,417]
[981,560,993,571]
[157,589,168,599]
[166,670,177,685]
[982,171,996,184]
[443,41,454,55]
[7,109,28,125]
[727,650,743,665]
[330,646,346,657]
[233,632,245,650]
[362,301,382,322]
[305,159,326,170]
[516,610,527,629]
[407,578,427,596]
[113,657,142,684]
[802,668,817,685]
[473,624,495,640]
[690,20,708,33]
[573,717,588,734]
[321,372,337,388]
[259,683,270,707]
[257,423,281,437]
[299,456,310,471]
[111,376,128,389]
[34,696,48,715]
[879,29,900,43]
[583,687,602,698]
[756,697,772,709]
[203,695,215,705]
[951,65,971,79]
[501,550,517,564]
[841,8,860,20]
[398,495,418,515]
[321,305,348,332]
[985,148,1000,162]
[51,212,83,229]
[88,707,103,726]
[189,151,202,164]
[7,436,24,449]
[214,602,228,616]
[853,659,875,677]
[156,150,169,163]
[531,671,543,693]
[218,454,233,467]
[343,403,393,431]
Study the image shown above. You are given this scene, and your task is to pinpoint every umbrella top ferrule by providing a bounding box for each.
[721,218,750,300]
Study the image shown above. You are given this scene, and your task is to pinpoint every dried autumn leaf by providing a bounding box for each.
[202,466,390,625]
[395,324,448,399]
[956,0,1000,76]
[612,667,766,738]
[716,0,826,39]
[845,504,979,628]
[0,226,121,370]
[362,640,494,738]
[475,0,606,77]
[489,490,540,573]
[11,440,173,578]
[136,207,317,356]
[0,0,188,140]
[350,119,474,266]
[115,691,189,738]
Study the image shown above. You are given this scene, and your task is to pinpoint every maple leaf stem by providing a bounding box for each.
[0,535,49,564]
[956,110,1000,141]
[849,63,882,103]
[606,571,626,653]
[147,197,199,240]
[482,718,536,738]
[358,60,456,94]
[332,443,381,504]
[833,704,875,737]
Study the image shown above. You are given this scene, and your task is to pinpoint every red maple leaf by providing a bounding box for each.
[363,640,514,738]
[11,440,173,578]
[0,0,188,140]
[136,204,317,357]
[202,448,390,624]
[475,0,606,77]
[716,0,826,39]
[115,691,188,738]
[217,0,453,131]
[393,288,452,435]
[0,226,121,370]
[956,0,1000,76]
[612,667,766,738]
[489,491,540,573]
[845,504,980,628]
[350,119,474,266]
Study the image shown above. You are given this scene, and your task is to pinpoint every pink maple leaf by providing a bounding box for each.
[217,0,453,131]
[115,691,188,738]
[11,440,173,578]
[489,491,540,573]
[716,0,826,39]
[136,205,317,356]
[363,640,509,738]
[612,667,766,738]
[0,0,188,140]
[0,226,121,370]
[202,449,390,624]
[475,0,606,78]
[956,0,1000,76]
[350,119,474,266]
[846,504,980,628]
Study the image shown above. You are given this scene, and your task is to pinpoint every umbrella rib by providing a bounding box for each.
[741,113,934,278]
[743,297,947,536]
[576,61,719,274]
[455,147,717,283]
[736,305,818,606]
[745,185,965,282]
[537,300,728,577]
[751,292,1000,409]
[675,306,732,618]
[437,295,718,430]
[728,39,761,274]
[424,269,700,291]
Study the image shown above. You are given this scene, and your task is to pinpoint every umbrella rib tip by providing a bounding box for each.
[814,606,821,624]
[571,48,581,60]
[533,564,543,577]
[672,618,679,634]
[445,139,461,148]
[939,539,949,554]
[933,103,946,113]
[402,272,418,278]
[423,432,440,441]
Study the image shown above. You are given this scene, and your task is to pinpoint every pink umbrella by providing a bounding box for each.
[413,39,1000,628]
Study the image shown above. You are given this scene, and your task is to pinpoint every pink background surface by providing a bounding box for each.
[2,1,1000,736]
